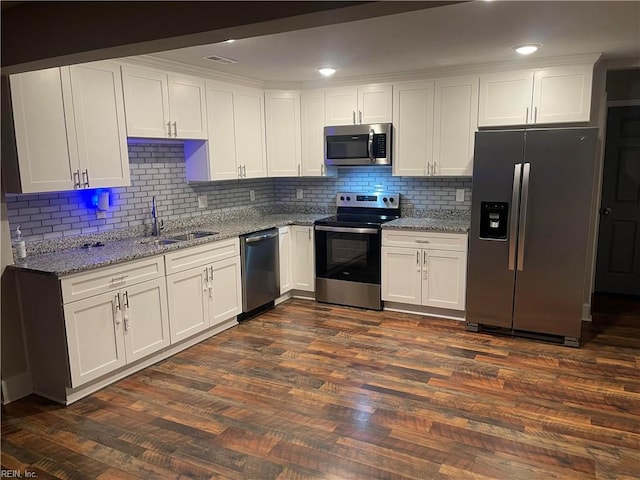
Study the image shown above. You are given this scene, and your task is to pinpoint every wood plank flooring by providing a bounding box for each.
[2,298,639,479]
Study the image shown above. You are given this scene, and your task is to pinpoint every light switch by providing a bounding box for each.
[296,189,304,200]
[250,190,255,201]
[456,189,465,202]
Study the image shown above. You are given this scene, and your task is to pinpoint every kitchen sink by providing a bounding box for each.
[141,230,218,246]
[166,230,218,241]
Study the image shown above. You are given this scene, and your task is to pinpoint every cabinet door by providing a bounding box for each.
[358,84,393,125]
[166,267,209,343]
[121,65,170,138]
[209,256,242,326]
[168,75,208,139]
[291,226,314,291]
[235,87,267,178]
[279,227,292,293]
[189,81,237,181]
[69,61,130,188]
[301,90,331,176]
[265,90,301,177]
[64,291,125,387]
[381,246,422,305]
[532,65,592,124]
[9,68,78,193]
[478,70,534,127]
[422,249,467,310]
[325,87,358,126]
[433,75,478,176]
[392,81,434,176]
[122,278,170,363]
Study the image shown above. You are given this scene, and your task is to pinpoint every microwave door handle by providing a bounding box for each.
[368,129,375,164]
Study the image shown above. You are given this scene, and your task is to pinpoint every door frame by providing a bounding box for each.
[589,100,640,310]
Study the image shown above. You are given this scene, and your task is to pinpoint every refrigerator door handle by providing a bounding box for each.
[509,163,523,271]
[517,163,531,271]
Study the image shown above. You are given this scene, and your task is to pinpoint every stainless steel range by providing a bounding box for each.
[314,192,400,310]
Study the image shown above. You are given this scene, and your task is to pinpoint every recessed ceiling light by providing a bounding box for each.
[318,67,337,77]
[513,44,542,55]
[224,39,236,44]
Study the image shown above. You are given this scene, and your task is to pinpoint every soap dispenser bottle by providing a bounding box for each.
[14,225,26,260]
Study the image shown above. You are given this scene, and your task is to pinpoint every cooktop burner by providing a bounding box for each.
[315,192,401,227]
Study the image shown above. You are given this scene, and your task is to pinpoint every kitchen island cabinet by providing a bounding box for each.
[7,61,130,193]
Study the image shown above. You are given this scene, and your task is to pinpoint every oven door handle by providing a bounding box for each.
[315,225,379,235]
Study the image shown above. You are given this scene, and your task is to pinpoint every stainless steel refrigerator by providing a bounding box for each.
[466,128,597,346]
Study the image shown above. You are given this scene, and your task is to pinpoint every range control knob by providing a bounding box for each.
[346,196,351,201]
[340,196,345,201]
[389,198,395,203]
[382,197,388,203]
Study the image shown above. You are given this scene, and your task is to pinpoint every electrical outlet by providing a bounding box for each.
[250,190,255,201]
[456,189,465,202]
[96,210,107,219]
[198,195,208,208]
[296,188,303,200]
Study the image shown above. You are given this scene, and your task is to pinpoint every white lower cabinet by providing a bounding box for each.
[279,227,293,293]
[291,225,314,292]
[382,230,467,311]
[165,238,242,343]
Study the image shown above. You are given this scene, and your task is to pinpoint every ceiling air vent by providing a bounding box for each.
[205,55,238,65]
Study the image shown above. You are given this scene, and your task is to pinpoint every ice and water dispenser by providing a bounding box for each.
[479,202,508,240]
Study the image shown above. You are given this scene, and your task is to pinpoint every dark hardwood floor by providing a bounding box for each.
[2,298,639,479]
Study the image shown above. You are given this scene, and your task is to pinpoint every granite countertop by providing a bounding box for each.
[382,217,470,233]
[10,213,328,277]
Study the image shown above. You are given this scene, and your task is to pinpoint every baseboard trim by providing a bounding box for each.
[1,371,33,404]
[582,303,592,322]
[384,302,466,321]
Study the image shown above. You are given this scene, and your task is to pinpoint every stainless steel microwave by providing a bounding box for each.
[324,123,392,166]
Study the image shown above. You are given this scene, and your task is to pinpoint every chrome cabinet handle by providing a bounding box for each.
[114,293,122,325]
[517,163,531,271]
[508,163,523,271]
[534,106,538,123]
[173,121,177,138]
[123,291,129,309]
[416,251,419,268]
[526,107,529,124]
[82,169,90,188]
[112,274,128,284]
[352,111,356,124]
[238,166,242,177]
[298,164,301,176]
[167,121,172,137]
[359,110,362,124]
[242,165,246,177]
[208,266,214,298]
[416,240,430,244]
[73,170,81,189]
[423,251,428,280]
[122,291,130,331]
[321,163,324,176]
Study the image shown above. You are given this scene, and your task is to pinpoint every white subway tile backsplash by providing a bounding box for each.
[6,143,472,243]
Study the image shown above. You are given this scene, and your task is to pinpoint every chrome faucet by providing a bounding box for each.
[151,196,164,236]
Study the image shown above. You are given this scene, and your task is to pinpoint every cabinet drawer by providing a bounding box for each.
[382,230,468,251]
[165,237,239,275]
[61,256,165,303]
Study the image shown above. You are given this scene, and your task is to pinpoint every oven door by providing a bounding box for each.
[315,225,381,284]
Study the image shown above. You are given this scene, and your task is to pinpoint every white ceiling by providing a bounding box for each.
[150,1,640,84]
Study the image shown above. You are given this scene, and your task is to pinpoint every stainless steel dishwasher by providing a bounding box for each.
[238,228,280,320]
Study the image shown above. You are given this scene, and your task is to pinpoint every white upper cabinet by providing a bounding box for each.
[432,75,478,177]
[235,86,267,178]
[324,84,392,126]
[392,80,435,176]
[121,65,207,139]
[265,90,302,177]
[185,82,266,181]
[532,65,593,124]
[301,90,335,177]
[478,64,593,127]
[8,61,130,193]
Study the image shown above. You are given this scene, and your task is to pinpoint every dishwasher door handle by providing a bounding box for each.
[245,231,279,243]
